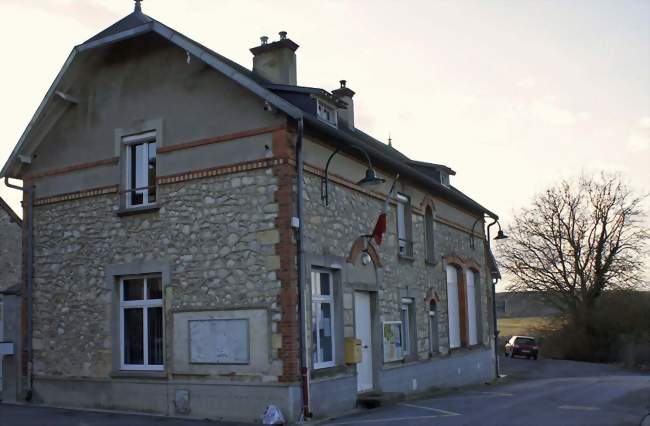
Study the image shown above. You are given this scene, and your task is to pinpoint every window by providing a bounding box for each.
[401,298,414,356]
[396,193,413,257]
[120,276,163,370]
[424,206,435,262]
[317,99,337,127]
[466,270,478,346]
[446,265,461,349]
[429,300,439,354]
[124,131,157,207]
[311,269,335,369]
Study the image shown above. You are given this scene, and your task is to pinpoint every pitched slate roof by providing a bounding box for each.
[1,5,498,220]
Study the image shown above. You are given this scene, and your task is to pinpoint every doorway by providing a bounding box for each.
[354,291,373,392]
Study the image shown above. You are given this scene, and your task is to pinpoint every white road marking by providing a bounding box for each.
[464,391,513,397]
[326,414,447,425]
[558,405,601,411]
[398,403,461,416]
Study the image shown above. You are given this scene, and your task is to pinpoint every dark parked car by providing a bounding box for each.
[505,336,539,359]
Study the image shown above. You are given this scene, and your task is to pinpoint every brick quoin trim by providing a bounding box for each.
[272,127,301,382]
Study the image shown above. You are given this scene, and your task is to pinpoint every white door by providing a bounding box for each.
[354,291,373,392]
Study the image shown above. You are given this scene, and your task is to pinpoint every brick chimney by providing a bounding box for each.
[333,80,355,129]
[250,31,299,85]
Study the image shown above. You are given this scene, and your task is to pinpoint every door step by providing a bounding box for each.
[356,392,405,409]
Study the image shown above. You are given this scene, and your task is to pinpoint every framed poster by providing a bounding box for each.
[382,321,404,362]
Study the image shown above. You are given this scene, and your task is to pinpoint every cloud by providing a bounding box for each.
[4,0,119,28]
[531,96,578,126]
[626,117,650,152]
[515,76,537,88]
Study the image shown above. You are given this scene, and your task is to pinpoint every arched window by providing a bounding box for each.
[425,206,435,262]
[465,269,478,345]
[429,300,439,354]
[446,265,461,349]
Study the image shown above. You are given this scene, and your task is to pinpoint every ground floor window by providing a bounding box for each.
[446,265,461,349]
[120,276,164,370]
[311,269,335,369]
[401,298,414,356]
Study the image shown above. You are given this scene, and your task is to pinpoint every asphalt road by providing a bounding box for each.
[322,356,650,426]
[1,357,648,425]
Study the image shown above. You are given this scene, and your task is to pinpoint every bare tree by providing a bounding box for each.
[498,173,649,325]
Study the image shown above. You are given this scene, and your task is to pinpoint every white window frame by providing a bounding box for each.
[311,269,336,369]
[396,193,412,257]
[119,275,164,371]
[124,131,157,208]
[401,298,413,356]
[316,99,338,127]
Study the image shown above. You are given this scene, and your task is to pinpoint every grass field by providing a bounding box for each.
[497,316,565,355]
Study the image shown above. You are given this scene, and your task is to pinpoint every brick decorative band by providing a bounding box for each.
[34,185,118,206]
[33,158,283,206]
[301,161,484,239]
[157,158,284,185]
[157,125,285,154]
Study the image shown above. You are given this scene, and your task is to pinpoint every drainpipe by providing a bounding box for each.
[4,176,34,399]
[486,218,499,379]
[294,118,310,418]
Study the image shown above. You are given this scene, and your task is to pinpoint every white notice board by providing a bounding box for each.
[189,319,250,364]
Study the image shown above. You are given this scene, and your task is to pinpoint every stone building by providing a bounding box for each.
[0,196,22,392]
[0,4,503,422]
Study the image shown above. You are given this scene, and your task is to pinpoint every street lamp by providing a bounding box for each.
[321,146,385,205]
[487,218,507,379]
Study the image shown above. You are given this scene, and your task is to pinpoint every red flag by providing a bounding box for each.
[371,174,399,245]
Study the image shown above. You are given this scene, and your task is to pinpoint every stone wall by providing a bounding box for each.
[302,172,491,361]
[30,169,285,380]
[0,200,22,293]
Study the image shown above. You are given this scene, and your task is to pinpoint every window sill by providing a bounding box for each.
[425,259,438,267]
[110,370,167,380]
[116,204,160,217]
[398,254,415,262]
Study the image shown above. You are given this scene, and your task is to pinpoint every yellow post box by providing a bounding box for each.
[344,337,362,364]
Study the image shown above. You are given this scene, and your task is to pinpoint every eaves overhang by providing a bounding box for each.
[302,114,499,220]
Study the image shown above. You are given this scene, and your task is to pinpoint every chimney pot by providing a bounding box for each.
[260,36,269,45]
[340,80,347,88]
[279,31,287,40]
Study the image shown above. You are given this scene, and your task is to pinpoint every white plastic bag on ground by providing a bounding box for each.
[261,404,286,425]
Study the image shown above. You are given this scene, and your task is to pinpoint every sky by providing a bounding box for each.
[0,0,648,289]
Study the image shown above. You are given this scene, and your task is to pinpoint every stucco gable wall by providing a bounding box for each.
[23,32,283,196]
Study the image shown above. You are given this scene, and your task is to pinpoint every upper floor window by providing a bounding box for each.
[317,99,337,127]
[396,193,413,257]
[424,206,435,263]
[124,131,157,208]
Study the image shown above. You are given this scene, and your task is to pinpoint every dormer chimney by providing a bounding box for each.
[250,31,299,85]
[333,79,355,129]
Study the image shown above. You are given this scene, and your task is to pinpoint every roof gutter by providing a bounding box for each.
[302,115,499,219]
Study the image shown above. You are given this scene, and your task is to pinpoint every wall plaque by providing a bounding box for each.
[189,318,249,364]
